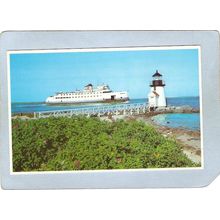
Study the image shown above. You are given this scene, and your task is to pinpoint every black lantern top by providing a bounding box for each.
[152,70,162,77]
[150,70,165,87]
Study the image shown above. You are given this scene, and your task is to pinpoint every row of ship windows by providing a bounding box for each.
[55,96,100,99]
[59,92,102,96]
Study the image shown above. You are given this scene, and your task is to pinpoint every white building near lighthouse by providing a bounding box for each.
[148,70,167,108]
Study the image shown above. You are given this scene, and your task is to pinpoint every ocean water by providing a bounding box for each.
[11,97,199,113]
[166,97,199,109]
[152,113,200,131]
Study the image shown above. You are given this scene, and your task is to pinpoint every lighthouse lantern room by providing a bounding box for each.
[148,70,167,109]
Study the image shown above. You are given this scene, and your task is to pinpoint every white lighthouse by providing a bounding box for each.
[148,70,167,109]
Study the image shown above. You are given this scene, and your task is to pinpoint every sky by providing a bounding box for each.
[10,47,200,102]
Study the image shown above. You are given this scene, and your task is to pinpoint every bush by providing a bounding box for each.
[12,116,198,172]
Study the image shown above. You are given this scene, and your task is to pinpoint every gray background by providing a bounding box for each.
[0,31,219,189]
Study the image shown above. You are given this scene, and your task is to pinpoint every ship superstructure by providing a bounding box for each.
[46,84,129,104]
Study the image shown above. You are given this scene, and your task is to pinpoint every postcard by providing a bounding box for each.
[9,46,202,172]
[0,31,219,189]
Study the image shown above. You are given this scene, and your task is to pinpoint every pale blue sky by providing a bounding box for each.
[10,48,200,102]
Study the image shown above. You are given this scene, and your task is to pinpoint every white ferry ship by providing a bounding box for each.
[46,84,129,104]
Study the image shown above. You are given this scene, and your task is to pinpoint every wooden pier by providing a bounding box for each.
[34,103,149,119]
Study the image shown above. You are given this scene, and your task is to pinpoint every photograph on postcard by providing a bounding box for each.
[8,46,202,172]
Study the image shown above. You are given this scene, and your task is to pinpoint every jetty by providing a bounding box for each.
[33,103,199,119]
[34,103,149,119]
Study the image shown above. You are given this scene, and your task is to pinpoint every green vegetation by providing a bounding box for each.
[12,116,198,172]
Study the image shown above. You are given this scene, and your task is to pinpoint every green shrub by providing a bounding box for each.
[12,116,198,172]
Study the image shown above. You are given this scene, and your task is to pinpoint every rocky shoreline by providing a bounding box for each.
[136,115,201,164]
[103,112,201,164]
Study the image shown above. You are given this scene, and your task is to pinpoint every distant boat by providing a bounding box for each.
[46,84,129,104]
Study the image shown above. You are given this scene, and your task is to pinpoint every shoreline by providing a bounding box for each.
[104,113,201,164]
[139,115,201,164]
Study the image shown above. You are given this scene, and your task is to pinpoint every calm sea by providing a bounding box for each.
[12,97,199,113]
[152,113,200,131]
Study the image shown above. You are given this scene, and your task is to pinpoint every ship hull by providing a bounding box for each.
[46,97,129,105]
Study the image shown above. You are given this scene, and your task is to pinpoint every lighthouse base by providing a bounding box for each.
[148,87,166,108]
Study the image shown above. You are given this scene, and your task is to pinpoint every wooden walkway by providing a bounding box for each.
[34,103,149,118]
